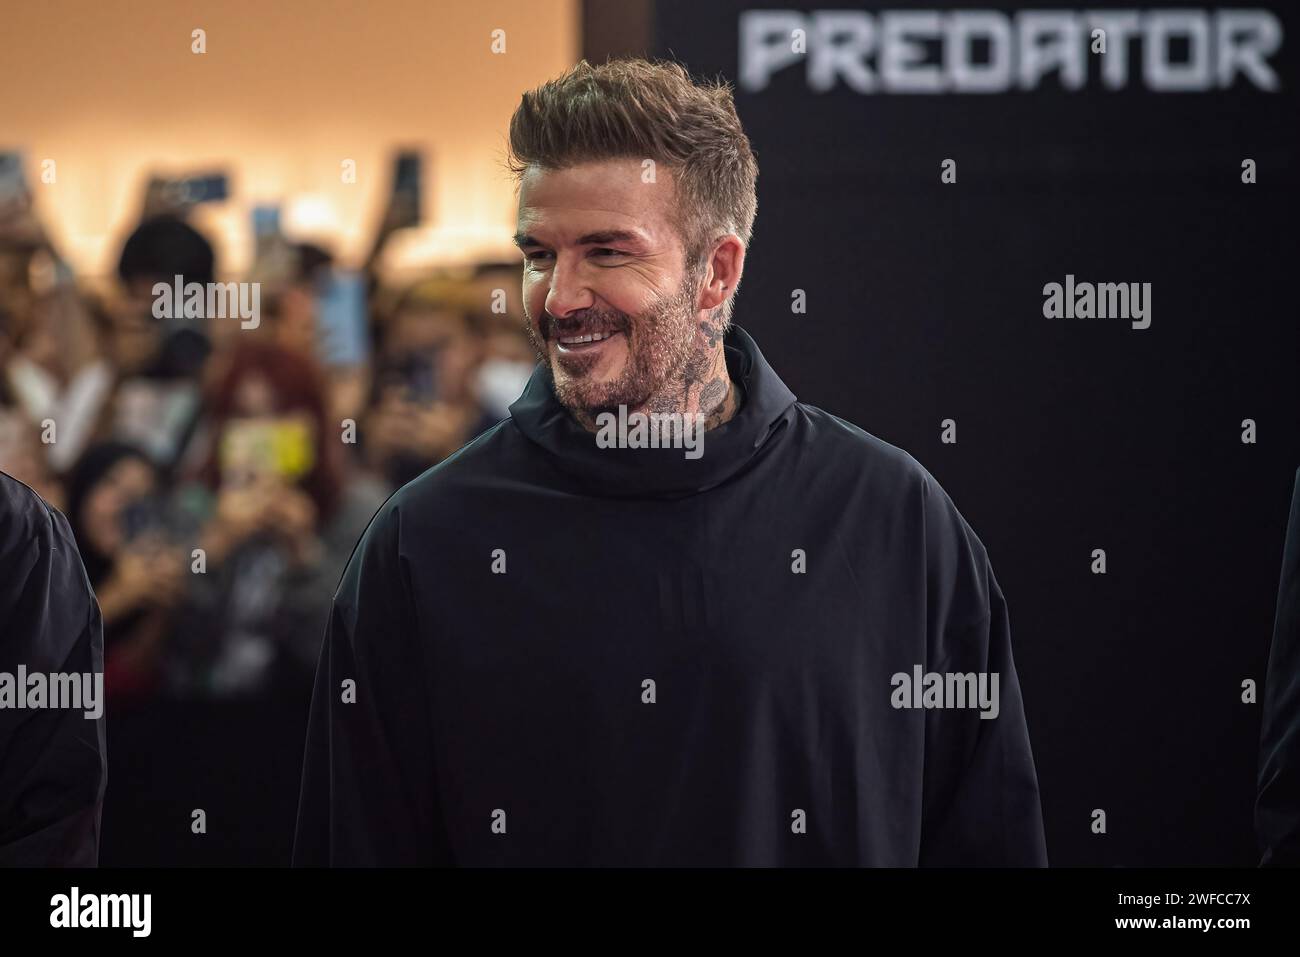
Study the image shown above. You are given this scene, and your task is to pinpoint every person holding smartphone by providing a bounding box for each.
[362,281,492,488]
[64,441,187,704]
[172,340,388,698]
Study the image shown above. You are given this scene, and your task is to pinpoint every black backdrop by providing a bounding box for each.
[650,0,1299,865]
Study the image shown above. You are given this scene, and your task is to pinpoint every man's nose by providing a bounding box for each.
[544,255,595,320]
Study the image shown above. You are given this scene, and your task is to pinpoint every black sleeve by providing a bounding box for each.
[0,475,107,867]
[914,472,1049,866]
[1257,467,1300,866]
[292,495,454,865]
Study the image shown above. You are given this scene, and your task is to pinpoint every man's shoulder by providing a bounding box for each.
[790,401,988,550]
[793,405,1001,628]
[791,401,937,496]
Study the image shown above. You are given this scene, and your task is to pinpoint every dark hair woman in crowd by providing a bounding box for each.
[65,440,188,704]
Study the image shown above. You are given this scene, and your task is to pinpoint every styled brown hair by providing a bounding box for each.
[506,57,758,324]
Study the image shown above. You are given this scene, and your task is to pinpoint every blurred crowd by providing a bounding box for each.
[0,161,535,709]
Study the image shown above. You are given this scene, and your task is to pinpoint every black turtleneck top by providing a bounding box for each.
[293,325,1048,866]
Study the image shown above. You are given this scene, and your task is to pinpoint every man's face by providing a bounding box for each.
[515,159,703,415]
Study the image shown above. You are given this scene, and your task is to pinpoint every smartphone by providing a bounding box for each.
[252,205,282,240]
[146,171,229,215]
[0,152,27,203]
[404,351,439,403]
[120,498,167,545]
[219,419,315,485]
[314,270,370,366]
[376,350,439,404]
[175,173,229,206]
[390,151,422,229]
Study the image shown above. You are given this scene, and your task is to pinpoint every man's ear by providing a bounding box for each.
[697,235,745,313]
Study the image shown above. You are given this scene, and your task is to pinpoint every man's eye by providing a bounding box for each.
[524,249,623,263]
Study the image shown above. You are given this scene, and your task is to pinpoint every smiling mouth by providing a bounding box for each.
[554,329,624,353]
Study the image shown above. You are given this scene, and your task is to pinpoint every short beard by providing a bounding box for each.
[526,269,708,422]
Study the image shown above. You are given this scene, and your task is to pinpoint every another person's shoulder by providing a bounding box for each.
[0,471,87,617]
[0,471,68,562]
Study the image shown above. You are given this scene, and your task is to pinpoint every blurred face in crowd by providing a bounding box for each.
[0,249,29,301]
[0,410,45,488]
[231,369,278,418]
[218,370,318,488]
[271,283,316,357]
[109,277,166,373]
[385,305,479,405]
[0,249,37,358]
[515,159,705,415]
[80,455,156,556]
[4,298,58,373]
[482,319,535,366]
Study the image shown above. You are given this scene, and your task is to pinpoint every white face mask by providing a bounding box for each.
[474,358,535,419]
